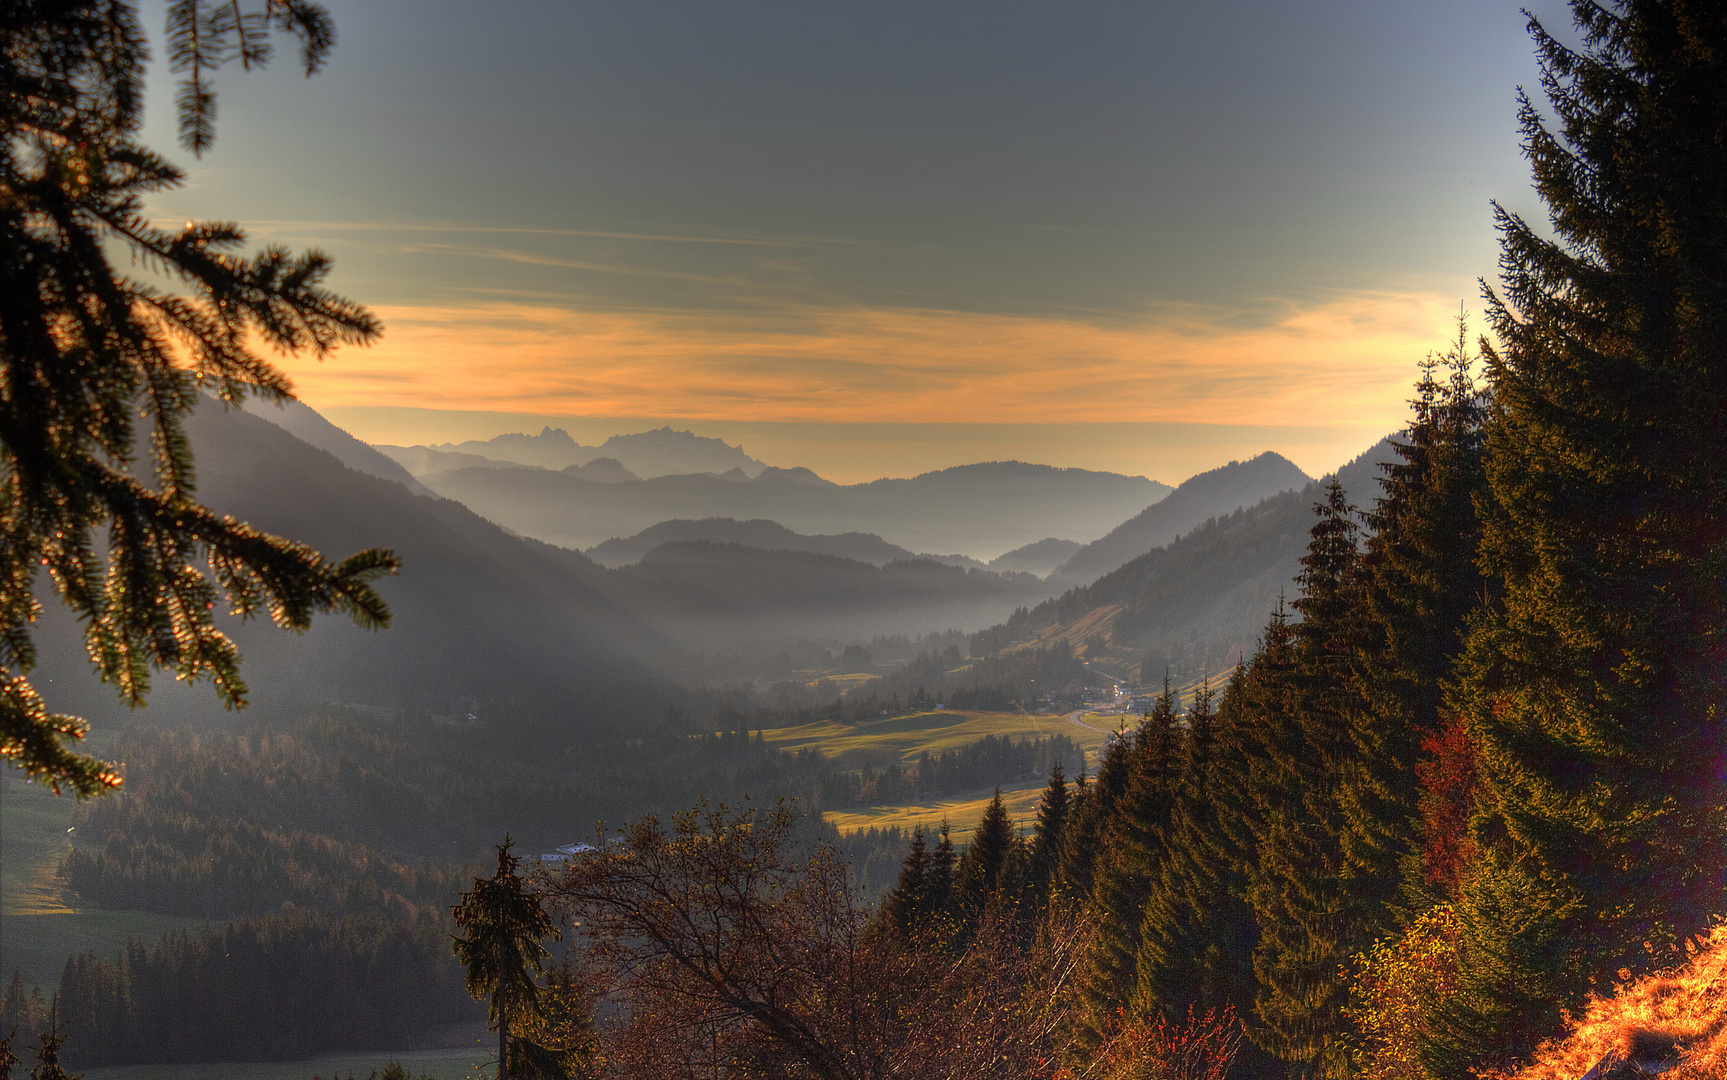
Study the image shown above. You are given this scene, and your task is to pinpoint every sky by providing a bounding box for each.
[137,0,1568,483]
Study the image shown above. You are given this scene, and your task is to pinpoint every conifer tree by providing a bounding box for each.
[1073,678,1180,1045]
[880,827,932,940]
[1244,486,1368,1079]
[954,790,1017,920]
[1,1,394,793]
[1135,679,1244,1012]
[1342,327,1489,923]
[1025,763,1070,907]
[1439,1,1727,1068]
[1057,728,1134,900]
[926,820,956,927]
[452,838,561,1080]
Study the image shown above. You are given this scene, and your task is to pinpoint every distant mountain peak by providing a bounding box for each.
[1050,451,1313,584]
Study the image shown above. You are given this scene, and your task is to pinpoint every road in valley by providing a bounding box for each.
[1066,709,1114,735]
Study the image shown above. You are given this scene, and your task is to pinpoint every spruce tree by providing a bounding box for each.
[926,820,956,927]
[1439,1,1727,1068]
[1073,678,1179,1045]
[1135,679,1248,1014]
[452,838,561,1080]
[1,1,393,793]
[1341,328,1489,923]
[880,827,932,940]
[954,789,1017,920]
[1025,763,1070,907]
[1057,728,1134,900]
[1244,485,1368,1079]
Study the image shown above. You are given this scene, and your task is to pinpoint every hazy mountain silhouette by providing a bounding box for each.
[988,538,1083,576]
[586,517,988,570]
[408,425,769,479]
[566,457,638,483]
[1048,451,1312,586]
[417,460,1171,558]
[971,440,1397,679]
[375,444,536,475]
[618,542,1047,646]
[254,398,435,498]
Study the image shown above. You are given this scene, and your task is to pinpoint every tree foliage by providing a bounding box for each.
[1,0,395,793]
[1440,0,1727,1065]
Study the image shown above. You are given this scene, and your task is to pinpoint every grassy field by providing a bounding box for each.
[758,708,1117,841]
[1,780,78,915]
[80,1040,496,1080]
[2,753,207,988]
[824,782,1051,844]
[759,708,1110,768]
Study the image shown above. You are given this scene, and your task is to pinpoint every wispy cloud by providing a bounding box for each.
[279,291,1462,432]
[232,220,864,248]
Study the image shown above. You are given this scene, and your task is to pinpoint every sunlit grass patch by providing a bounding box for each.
[823,782,1047,844]
[759,709,1108,767]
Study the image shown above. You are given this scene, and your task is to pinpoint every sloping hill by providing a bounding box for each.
[988,538,1083,576]
[971,439,1396,679]
[419,460,1170,559]
[1048,451,1312,587]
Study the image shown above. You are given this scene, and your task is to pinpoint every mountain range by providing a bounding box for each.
[388,426,771,479]
[407,459,1173,558]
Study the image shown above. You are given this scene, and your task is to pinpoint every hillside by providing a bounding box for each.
[251,398,436,498]
[28,403,675,729]
[988,538,1083,576]
[587,518,986,570]
[971,439,1396,679]
[417,460,1171,558]
[1048,450,1312,586]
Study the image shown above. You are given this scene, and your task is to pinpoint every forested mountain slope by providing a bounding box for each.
[1048,451,1312,587]
[972,439,1396,678]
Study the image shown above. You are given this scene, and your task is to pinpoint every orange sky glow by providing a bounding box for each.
[285,289,1462,431]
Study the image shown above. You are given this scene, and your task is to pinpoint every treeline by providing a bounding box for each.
[52,713,1066,925]
[62,799,469,919]
[51,911,476,1068]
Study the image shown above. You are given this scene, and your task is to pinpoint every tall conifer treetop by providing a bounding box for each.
[1,1,395,792]
[1443,0,1727,1066]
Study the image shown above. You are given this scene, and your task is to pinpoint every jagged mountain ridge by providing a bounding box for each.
[404,425,769,479]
